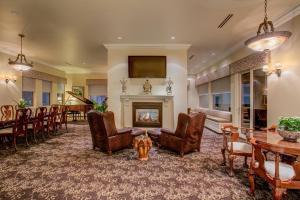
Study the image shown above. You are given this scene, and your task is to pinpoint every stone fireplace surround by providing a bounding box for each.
[120,95,174,129]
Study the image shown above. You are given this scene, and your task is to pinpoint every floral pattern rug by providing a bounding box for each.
[0,124,299,200]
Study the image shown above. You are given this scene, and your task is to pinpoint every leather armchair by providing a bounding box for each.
[159,112,206,157]
[87,111,133,155]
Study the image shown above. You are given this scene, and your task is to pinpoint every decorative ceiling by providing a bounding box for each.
[0,0,299,74]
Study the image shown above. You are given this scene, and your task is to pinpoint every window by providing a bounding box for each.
[22,77,35,107]
[90,96,106,104]
[88,81,107,104]
[57,93,64,105]
[198,83,209,108]
[42,92,50,106]
[213,93,231,111]
[57,83,65,104]
[211,76,231,111]
[42,81,52,106]
[22,91,34,107]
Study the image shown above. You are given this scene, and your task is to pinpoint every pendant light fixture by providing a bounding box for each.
[245,0,292,51]
[8,34,33,71]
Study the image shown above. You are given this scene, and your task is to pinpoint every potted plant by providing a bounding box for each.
[15,98,28,109]
[92,97,108,113]
[278,117,300,142]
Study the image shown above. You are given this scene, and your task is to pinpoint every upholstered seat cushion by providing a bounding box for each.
[0,128,13,134]
[228,142,252,153]
[264,161,295,180]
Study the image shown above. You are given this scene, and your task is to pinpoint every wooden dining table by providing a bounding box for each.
[252,130,300,159]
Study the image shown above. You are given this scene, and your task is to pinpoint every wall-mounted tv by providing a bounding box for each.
[128,56,166,78]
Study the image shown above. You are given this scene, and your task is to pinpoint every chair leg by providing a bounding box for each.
[108,151,112,156]
[273,188,285,200]
[25,134,29,147]
[248,172,255,195]
[13,135,17,151]
[228,155,235,176]
[65,123,68,133]
[180,151,184,157]
[221,148,226,166]
[243,156,249,168]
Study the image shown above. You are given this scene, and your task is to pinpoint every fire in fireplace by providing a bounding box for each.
[132,102,162,127]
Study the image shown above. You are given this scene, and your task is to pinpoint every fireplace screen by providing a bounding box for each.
[132,102,162,127]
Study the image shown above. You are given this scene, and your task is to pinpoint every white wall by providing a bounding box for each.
[0,52,22,105]
[268,14,300,125]
[106,45,189,128]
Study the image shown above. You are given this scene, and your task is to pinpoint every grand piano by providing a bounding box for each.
[65,91,94,121]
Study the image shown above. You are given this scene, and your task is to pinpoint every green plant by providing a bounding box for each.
[278,117,300,132]
[16,98,28,108]
[92,98,108,113]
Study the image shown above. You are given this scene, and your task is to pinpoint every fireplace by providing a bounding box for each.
[132,102,162,127]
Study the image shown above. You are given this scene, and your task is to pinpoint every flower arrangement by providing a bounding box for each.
[92,97,108,113]
[278,117,300,142]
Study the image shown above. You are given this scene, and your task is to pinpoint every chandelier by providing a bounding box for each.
[8,34,33,71]
[245,0,292,51]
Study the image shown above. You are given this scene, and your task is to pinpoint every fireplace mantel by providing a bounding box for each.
[120,94,173,102]
[120,94,174,129]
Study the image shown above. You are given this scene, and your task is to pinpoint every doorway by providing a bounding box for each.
[240,69,267,130]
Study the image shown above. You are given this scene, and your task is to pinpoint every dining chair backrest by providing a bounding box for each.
[35,107,47,129]
[14,108,32,135]
[1,105,15,121]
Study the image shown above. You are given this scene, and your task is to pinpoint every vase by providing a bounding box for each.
[277,129,300,142]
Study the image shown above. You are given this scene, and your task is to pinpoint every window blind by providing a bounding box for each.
[211,76,231,94]
[22,77,35,92]
[42,81,52,92]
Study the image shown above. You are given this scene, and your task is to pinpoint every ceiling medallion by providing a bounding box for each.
[245,0,292,51]
[8,34,33,71]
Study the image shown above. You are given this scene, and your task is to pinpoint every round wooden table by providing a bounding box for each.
[133,135,152,161]
[252,131,300,157]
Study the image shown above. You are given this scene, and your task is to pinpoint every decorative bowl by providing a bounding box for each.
[277,129,300,142]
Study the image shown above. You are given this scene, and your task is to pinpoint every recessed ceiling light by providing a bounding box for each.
[211,52,216,56]
[117,36,123,40]
[171,36,176,40]
[202,60,207,63]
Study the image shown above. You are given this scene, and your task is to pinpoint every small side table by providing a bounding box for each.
[133,135,152,161]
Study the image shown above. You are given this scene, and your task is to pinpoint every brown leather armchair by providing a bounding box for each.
[159,112,206,157]
[87,111,133,155]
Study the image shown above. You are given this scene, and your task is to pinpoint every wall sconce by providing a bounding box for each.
[0,74,17,83]
[262,63,282,77]
[262,49,282,77]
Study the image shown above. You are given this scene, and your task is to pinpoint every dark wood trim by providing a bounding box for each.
[132,102,162,127]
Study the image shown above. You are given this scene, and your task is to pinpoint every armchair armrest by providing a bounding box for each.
[161,128,174,135]
[117,127,132,135]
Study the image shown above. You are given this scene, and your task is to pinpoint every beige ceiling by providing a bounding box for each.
[0,0,299,74]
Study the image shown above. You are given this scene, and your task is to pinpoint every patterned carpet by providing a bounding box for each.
[0,124,299,200]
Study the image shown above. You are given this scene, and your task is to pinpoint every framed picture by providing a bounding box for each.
[72,86,84,97]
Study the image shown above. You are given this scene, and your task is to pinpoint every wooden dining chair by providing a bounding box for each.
[56,105,69,133]
[0,105,15,121]
[221,125,253,176]
[249,141,300,200]
[0,108,32,150]
[29,107,47,142]
[45,105,59,136]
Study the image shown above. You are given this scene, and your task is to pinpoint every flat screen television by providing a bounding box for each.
[128,56,166,78]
